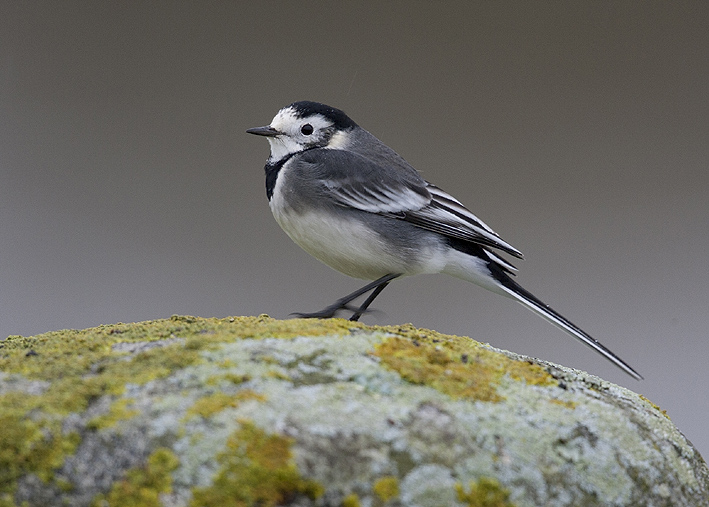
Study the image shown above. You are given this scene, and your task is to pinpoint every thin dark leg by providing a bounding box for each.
[348,281,391,322]
[292,273,400,320]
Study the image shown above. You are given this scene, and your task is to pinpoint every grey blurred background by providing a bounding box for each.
[2,3,707,458]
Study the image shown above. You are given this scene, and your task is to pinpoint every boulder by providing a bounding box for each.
[1,315,706,506]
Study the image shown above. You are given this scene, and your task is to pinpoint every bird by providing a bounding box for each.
[246,100,642,380]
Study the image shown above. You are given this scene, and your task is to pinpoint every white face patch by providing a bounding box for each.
[265,106,344,162]
[266,135,303,162]
[268,107,302,133]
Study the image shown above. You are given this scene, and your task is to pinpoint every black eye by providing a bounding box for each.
[301,124,314,135]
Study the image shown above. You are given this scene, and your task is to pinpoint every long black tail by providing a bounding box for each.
[489,262,643,380]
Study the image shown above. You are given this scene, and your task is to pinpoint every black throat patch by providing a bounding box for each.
[264,155,293,201]
[265,147,320,200]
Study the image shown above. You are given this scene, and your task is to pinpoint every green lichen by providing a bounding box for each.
[372,328,554,402]
[189,420,323,506]
[373,475,399,502]
[87,398,140,431]
[455,477,515,507]
[91,447,179,507]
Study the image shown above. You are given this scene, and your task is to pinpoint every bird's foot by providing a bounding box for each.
[291,302,373,321]
[290,274,398,322]
[290,302,359,320]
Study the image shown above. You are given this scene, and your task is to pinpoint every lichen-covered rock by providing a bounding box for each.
[0,315,706,506]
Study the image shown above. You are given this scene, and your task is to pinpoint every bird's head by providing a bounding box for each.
[247,101,358,161]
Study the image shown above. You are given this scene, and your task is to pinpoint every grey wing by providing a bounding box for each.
[405,183,524,261]
[298,148,430,213]
[297,149,523,265]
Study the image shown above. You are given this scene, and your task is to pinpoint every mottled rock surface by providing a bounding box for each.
[1,315,706,506]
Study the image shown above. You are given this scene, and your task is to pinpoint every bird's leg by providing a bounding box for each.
[292,273,400,320]
[348,280,392,321]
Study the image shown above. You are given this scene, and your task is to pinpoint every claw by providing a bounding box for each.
[290,303,361,320]
[289,273,400,323]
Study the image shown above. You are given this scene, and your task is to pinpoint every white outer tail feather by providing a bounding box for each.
[495,283,643,380]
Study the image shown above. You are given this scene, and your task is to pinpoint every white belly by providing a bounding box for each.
[270,203,410,279]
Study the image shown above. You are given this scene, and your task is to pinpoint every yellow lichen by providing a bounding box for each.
[0,316,245,497]
[0,391,81,498]
[0,316,364,384]
[206,372,251,387]
[185,390,267,420]
[0,315,550,501]
[639,394,671,420]
[373,476,399,502]
[266,369,292,381]
[87,398,140,431]
[223,373,252,384]
[91,447,179,507]
[189,420,323,506]
[372,332,553,403]
[455,477,516,507]
[342,493,361,507]
[548,398,577,409]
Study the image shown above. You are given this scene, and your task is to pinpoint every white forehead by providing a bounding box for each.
[270,107,333,132]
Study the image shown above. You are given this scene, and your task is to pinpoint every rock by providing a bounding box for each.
[0,315,706,506]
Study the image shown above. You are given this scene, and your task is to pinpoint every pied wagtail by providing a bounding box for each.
[247,101,642,380]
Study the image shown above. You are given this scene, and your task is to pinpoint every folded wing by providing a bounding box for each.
[299,149,523,267]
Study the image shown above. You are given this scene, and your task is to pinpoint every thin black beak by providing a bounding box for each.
[246,125,280,137]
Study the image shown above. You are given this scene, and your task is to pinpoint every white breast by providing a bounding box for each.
[270,169,409,279]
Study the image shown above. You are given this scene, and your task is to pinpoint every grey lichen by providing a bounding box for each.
[0,315,706,506]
